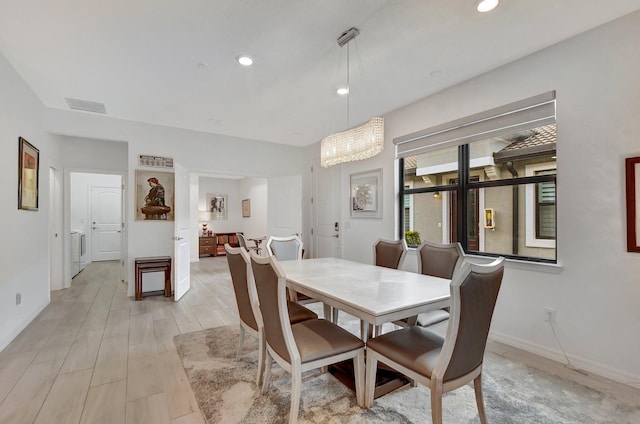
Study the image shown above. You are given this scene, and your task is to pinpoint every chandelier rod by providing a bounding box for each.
[346,41,350,128]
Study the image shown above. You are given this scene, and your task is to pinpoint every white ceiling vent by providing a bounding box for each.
[64,97,107,114]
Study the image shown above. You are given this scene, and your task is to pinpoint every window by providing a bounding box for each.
[395,92,557,263]
[525,163,557,248]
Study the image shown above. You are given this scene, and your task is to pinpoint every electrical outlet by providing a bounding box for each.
[544,307,555,323]
[16,292,21,305]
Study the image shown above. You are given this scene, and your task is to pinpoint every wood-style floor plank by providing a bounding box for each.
[80,379,127,424]
[33,368,92,424]
[0,359,63,424]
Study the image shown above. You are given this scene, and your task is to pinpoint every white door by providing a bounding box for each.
[312,159,342,258]
[49,166,64,290]
[91,186,122,261]
[174,163,190,301]
[267,176,302,237]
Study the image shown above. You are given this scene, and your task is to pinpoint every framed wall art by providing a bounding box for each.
[625,156,640,252]
[242,199,251,217]
[135,170,175,221]
[18,137,39,211]
[207,193,228,220]
[350,169,382,218]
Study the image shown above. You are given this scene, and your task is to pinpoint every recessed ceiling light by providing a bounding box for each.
[237,55,254,66]
[476,0,499,13]
[336,87,349,96]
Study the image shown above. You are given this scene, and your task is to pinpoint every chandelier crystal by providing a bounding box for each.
[320,27,384,168]
[321,117,384,167]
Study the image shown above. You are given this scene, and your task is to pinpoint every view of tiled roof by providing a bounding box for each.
[404,156,417,170]
[402,124,556,169]
[497,124,556,153]
[493,124,556,162]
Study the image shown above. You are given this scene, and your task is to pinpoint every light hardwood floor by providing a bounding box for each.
[0,257,638,423]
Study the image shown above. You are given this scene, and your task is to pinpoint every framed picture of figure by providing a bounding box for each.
[135,170,175,221]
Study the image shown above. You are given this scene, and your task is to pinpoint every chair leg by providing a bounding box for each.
[474,374,488,424]
[237,325,245,360]
[256,328,265,385]
[323,304,332,322]
[364,352,378,408]
[353,349,365,407]
[262,354,273,394]
[430,382,443,424]
[289,366,302,424]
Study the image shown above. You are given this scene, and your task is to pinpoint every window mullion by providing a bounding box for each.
[458,145,469,250]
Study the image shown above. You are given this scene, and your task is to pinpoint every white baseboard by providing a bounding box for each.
[0,299,50,352]
[490,331,640,390]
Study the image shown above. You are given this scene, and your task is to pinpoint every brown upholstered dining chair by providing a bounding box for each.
[224,244,317,384]
[344,238,408,329]
[373,238,408,269]
[364,257,505,424]
[408,240,465,328]
[250,252,365,424]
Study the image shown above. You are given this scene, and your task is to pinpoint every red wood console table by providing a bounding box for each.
[134,256,172,300]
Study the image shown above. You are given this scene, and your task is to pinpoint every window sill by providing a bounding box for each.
[464,254,563,274]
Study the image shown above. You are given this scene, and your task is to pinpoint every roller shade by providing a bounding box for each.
[394,91,556,158]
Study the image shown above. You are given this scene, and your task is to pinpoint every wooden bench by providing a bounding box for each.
[134,256,172,300]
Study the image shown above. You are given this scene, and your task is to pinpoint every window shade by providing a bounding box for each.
[394,91,556,158]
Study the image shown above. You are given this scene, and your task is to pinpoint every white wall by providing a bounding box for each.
[198,177,244,234]
[304,11,640,387]
[0,51,62,350]
[239,177,268,240]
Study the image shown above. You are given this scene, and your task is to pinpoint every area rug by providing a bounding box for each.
[174,325,639,423]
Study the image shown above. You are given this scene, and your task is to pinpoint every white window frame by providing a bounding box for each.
[525,162,556,248]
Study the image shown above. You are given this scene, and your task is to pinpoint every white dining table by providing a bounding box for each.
[278,257,451,341]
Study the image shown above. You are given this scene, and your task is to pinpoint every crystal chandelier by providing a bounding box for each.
[320,28,384,168]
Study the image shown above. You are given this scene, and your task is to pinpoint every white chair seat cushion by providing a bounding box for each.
[416,309,450,327]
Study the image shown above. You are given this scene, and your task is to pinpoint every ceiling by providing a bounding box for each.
[1,1,638,147]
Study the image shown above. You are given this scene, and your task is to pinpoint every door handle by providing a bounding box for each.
[332,234,339,238]
[172,236,184,241]
[92,227,97,230]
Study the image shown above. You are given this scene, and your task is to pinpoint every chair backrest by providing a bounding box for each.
[236,232,248,250]
[266,235,303,261]
[373,238,408,269]
[250,253,299,364]
[225,244,259,331]
[434,257,505,383]
[417,240,465,279]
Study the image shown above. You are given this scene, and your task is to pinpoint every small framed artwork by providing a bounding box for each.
[350,169,382,218]
[242,199,251,217]
[625,156,640,252]
[484,208,495,229]
[18,137,39,211]
[135,170,175,221]
[207,193,228,220]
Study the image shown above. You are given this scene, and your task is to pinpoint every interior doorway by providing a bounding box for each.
[70,172,123,279]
